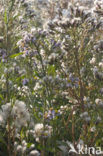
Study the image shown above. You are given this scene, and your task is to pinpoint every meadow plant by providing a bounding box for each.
[0,0,103,156]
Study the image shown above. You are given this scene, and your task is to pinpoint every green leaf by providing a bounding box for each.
[10,52,23,58]
[20,128,24,139]
[4,9,8,24]
[0,94,3,100]
[47,65,56,76]
[27,143,33,148]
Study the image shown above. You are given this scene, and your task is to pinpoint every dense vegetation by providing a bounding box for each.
[0,0,103,155]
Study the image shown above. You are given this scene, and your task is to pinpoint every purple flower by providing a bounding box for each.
[32,37,37,43]
[55,42,61,47]
[66,83,72,88]
[74,83,79,88]
[0,49,6,56]
[33,50,38,55]
[24,35,31,43]
[75,77,79,82]
[47,110,55,120]
[69,74,74,82]
[2,52,7,62]
[22,78,29,85]
[2,58,7,63]
[33,62,37,67]
[51,39,56,44]
[2,53,7,58]
[25,50,29,56]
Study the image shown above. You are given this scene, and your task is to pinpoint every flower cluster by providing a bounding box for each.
[0,0,103,155]
[0,100,30,128]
